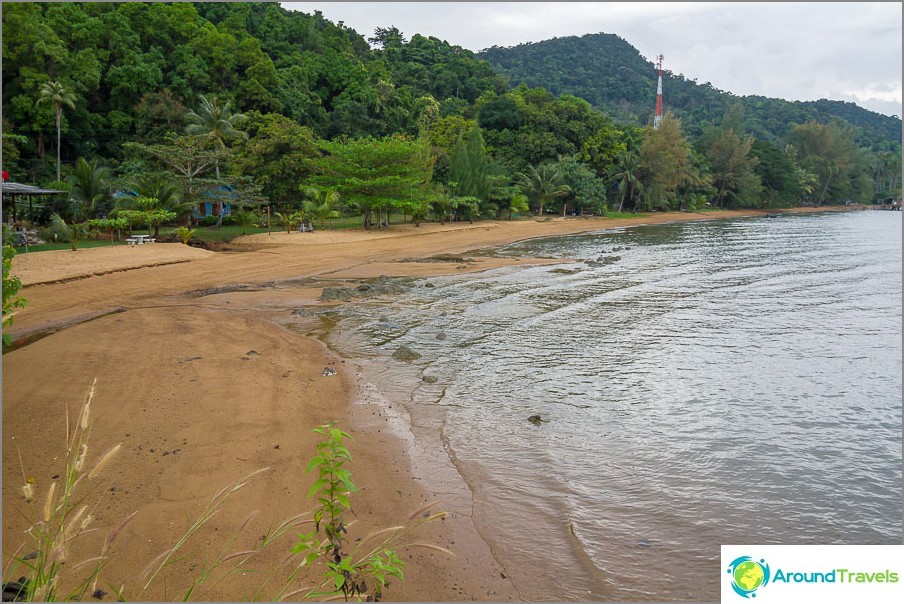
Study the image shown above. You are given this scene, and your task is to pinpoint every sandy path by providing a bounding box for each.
[2,207,855,601]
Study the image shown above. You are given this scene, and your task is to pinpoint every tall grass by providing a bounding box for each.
[3,386,450,602]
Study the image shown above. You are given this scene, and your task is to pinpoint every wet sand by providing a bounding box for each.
[1,208,854,601]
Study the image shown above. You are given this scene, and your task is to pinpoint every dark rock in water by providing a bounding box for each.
[423,375,438,383]
[527,414,549,425]
[392,345,422,361]
[320,287,356,302]
[92,588,108,600]
[436,332,447,341]
[321,276,412,302]
[246,350,260,356]
[585,255,621,267]
[424,282,435,288]
[321,367,337,377]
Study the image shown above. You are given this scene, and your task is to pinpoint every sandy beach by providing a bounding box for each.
[1,207,855,601]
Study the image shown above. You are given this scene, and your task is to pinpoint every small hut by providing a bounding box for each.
[1,181,68,226]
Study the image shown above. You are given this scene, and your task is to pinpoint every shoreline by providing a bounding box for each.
[2,206,861,600]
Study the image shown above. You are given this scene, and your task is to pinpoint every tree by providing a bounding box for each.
[447,127,492,210]
[515,163,571,216]
[35,81,77,182]
[87,217,129,245]
[185,95,248,226]
[231,208,259,235]
[67,157,112,221]
[611,151,644,212]
[124,135,218,215]
[235,111,320,206]
[302,187,341,230]
[706,128,761,208]
[786,121,859,205]
[115,197,177,238]
[311,136,435,229]
[131,173,195,226]
[49,213,91,251]
[638,113,693,211]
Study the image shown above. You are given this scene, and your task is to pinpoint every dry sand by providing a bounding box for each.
[1,207,855,601]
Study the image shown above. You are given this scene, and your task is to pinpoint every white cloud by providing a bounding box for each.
[281,2,903,117]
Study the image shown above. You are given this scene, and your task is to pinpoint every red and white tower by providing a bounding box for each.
[653,54,664,129]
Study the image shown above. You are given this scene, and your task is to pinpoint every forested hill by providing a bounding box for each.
[478,33,902,152]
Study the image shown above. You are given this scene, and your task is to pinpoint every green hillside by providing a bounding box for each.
[478,33,902,152]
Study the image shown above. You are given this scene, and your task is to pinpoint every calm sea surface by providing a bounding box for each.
[325,211,902,601]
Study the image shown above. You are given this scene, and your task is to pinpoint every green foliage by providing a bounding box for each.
[174,226,196,244]
[87,217,128,244]
[49,213,91,251]
[311,136,436,229]
[516,163,572,216]
[302,187,341,230]
[706,128,761,208]
[2,245,28,348]
[274,210,305,234]
[236,111,320,205]
[638,113,695,211]
[67,157,112,221]
[291,424,407,602]
[230,208,259,235]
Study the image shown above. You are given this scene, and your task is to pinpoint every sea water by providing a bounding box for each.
[325,211,902,601]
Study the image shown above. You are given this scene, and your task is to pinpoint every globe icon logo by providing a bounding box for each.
[727,556,771,598]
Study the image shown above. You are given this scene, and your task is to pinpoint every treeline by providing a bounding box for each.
[1,2,901,232]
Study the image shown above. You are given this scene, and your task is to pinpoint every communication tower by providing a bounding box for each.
[653,54,664,129]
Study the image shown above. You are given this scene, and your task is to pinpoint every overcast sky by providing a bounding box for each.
[281,2,903,118]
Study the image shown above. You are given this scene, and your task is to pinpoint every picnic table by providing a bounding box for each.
[126,234,156,246]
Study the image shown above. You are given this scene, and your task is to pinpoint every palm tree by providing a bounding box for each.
[612,152,643,212]
[302,186,341,230]
[131,174,196,233]
[36,81,77,182]
[515,164,572,217]
[184,95,247,226]
[67,157,112,221]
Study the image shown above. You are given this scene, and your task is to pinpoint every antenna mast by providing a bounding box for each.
[653,54,664,129]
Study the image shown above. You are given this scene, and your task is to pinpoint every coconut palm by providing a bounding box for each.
[184,95,247,226]
[67,157,112,221]
[36,81,77,182]
[515,164,572,217]
[612,151,643,212]
[302,186,341,230]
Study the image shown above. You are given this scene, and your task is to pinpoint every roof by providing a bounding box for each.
[1,182,67,195]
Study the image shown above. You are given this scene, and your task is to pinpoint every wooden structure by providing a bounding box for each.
[1,181,67,225]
